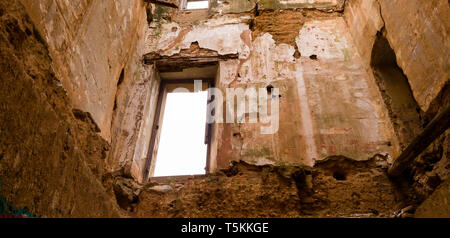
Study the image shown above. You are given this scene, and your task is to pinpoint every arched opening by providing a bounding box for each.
[370,32,423,149]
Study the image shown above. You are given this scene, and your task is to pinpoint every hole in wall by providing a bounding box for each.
[293,49,301,59]
[332,171,346,181]
[249,19,255,31]
[309,55,317,60]
[189,41,200,51]
[266,85,274,94]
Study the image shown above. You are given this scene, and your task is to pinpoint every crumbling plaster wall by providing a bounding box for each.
[344,0,449,212]
[345,0,449,113]
[18,0,149,141]
[143,0,398,172]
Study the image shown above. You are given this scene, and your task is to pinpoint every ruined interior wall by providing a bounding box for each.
[0,0,122,217]
[134,158,407,218]
[345,0,449,113]
[256,0,346,11]
[18,0,149,141]
[1,0,446,218]
[378,0,449,113]
[344,0,449,208]
[143,0,398,172]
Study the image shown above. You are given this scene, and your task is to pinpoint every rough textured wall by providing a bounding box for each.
[378,0,449,113]
[143,0,398,173]
[415,177,450,218]
[1,0,446,218]
[0,0,121,217]
[346,0,449,112]
[19,0,148,141]
[257,0,345,11]
[16,0,156,182]
[133,158,408,218]
[343,0,384,66]
[344,0,449,206]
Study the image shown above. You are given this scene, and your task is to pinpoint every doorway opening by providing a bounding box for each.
[153,90,208,177]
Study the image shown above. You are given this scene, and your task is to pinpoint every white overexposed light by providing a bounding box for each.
[186,0,209,10]
[153,91,208,177]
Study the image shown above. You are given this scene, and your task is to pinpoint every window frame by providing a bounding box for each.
[143,78,215,180]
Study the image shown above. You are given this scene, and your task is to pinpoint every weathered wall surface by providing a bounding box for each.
[345,0,449,113]
[1,0,447,218]
[142,0,398,174]
[134,158,407,218]
[344,0,449,206]
[108,64,161,182]
[415,177,450,218]
[0,0,121,217]
[16,0,156,182]
[379,0,449,113]
[19,0,148,141]
[257,0,345,11]
[344,0,384,66]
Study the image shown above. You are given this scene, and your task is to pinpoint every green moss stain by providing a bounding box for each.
[341,48,352,62]
[152,5,171,37]
[258,0,280,9]
[242,147,272,159]
[153,5,168,22]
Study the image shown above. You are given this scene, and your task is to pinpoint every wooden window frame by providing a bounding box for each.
[143,78,215,181]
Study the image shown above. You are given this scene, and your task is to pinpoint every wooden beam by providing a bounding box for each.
[388,105,450,177]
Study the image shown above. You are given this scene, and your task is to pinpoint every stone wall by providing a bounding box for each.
[345,0,449,113]
[19,0,149,141]
[0,0,121,217]
[344,0,449,203]
[134,158,406,218]
[1,0,447,217]
[142,0,398,174]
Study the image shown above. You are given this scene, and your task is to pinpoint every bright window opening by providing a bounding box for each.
[153,91,208,177]
[185,0,209,10]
